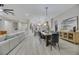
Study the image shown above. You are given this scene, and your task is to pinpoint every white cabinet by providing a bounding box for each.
[0,40,10,55]
[0,31,25,55]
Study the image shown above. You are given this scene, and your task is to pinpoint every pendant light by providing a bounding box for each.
[45,7,50,33]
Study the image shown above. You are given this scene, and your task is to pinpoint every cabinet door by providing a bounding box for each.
[75,33,79,43]
[59,32,63,38]
[64,33,67,38]
[0,40,10,55]
[68,33,73,40]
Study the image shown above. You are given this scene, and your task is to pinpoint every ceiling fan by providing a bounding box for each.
[0,4,14,15]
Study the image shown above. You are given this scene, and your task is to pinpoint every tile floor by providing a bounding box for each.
[8,30,79,55]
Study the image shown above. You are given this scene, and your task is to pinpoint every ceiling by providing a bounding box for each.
[0,4,75,23]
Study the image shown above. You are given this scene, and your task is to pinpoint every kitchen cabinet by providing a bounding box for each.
[59,32,79,44]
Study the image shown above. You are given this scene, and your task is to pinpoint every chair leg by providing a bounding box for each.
[50,44,52,51]
[57,43,60,51]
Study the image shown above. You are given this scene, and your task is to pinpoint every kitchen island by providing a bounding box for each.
[0,31,25,55]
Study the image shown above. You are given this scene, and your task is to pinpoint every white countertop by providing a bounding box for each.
[7,31,25,36]
[41,31,52,35]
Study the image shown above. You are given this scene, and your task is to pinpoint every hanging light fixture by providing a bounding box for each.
[45,7,48,17]
[45,7,50,33]
[0,4,14,15]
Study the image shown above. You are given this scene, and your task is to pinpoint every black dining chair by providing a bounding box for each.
[50,32,60,51]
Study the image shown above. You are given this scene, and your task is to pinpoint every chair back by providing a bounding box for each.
[52,32,59,43]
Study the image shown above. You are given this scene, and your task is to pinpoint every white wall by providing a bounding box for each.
[4,21,14,33]
[0,19,27,33]
[53,5,79,31]
[18,22,27,31]
[0,20,16,33]
[0,19,4,31]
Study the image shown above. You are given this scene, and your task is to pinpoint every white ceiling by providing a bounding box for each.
[1,4,75,23]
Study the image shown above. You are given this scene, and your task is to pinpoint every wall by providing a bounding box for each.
[18,22,27,31]
[53,5,79,31]
[0,19,27,33]
[4,20,14,33]
[0,20,15,33]
[0,19,4,31]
